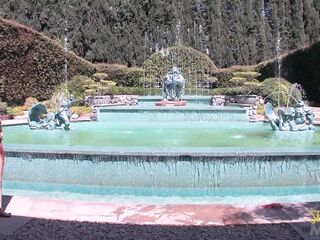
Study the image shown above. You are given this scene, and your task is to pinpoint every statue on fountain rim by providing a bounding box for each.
[264,100,315,131]
[28,95,74,131]
[162,66,185,101]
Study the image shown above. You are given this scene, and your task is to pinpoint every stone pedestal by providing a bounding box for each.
[155,99,187,107]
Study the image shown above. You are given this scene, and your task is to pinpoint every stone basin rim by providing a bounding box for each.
[4,144,320,158]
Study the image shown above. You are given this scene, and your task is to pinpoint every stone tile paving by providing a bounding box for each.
[6,219,302,240]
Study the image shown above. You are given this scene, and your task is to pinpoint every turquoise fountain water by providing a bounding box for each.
[3,97,320,204]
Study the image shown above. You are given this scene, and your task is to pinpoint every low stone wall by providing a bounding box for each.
[212,95,265,122]
[85,95,138,107]
[85,95,138,121]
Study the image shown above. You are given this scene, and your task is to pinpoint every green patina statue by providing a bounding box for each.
[162,66,185,100]
[264,101,314,131]
[28,95,74,131]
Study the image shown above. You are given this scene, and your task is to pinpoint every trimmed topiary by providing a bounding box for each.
[232,71,261,80]
[116,68,145,87]
[67,75,95,100]
[143,45,217,88]
[0,17,96,104]
[229,77,246,86]
[93,73,109,81]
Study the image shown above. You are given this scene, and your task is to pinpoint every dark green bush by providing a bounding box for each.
[212,87,247,96]
[0,18,96,104]
[261,78,302,106]
[67,75,95,100]
[143,45,216,88]
[104,86,161,96]
[256,42,320,104]
[113,68,145,87]
[0,102,7,114]
[96,64,144,87]
[93,72,109,81]
[211,83,264,96]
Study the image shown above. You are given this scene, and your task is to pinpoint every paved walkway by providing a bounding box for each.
[0,195,319,239]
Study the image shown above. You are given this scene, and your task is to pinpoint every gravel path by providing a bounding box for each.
[6,218,303,240]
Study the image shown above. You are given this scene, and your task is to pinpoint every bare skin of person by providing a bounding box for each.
[0,120,11,217]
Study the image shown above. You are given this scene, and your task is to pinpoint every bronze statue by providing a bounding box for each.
[162,66,185,100]
[28,95,74,131]
[264,101,314,131]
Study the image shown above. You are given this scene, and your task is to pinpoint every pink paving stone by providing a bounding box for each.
[4,195,315,226]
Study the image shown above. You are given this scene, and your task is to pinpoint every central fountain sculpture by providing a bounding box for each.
[156,66,187,106]
[264,101,314,131]
[28,95,74,131]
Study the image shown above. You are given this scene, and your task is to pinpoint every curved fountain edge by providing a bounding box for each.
[4,144,320,159]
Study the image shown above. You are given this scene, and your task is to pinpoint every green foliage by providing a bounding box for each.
[143,45,216,88]
[70,106,91,116]
[0,18,96,104]
[0,102,7,114]
[10,106,25,116]
[1,1,319,68]
[212,87,247,96]
[256,41,320,103]
[113,68,145,87]
[67,75,95,100]
[261,78,302,106]
[93,73,109,81]
[0,76,5,101]
[232,71,261,80]
[99,86,160,96]
[229,77,246,86]
[97,64,128,77]
[97,64,144,87]
[22,97,38,111]
[100,80,117,86]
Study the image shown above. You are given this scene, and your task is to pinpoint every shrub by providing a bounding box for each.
[229,77,246,86]
[11,106,25,116]
[93,72,109,81]
[256,41,320,104]
[0,102,8,114]
[232,71,261,80]
[261,78,302,106]
[70,106,91,116]
[143,45,216,88]
[96,64,128,77]
[256,104,265,115]
[104,86,151,95]
[212,87,247,96]
[100,80,116,86]
[213,71,233,87]
[67,75,95,100]
[211,84,264,96]
[22,97,38,110]
[0,18,96,103]
[112,67,145,87]
[84,89,97,96]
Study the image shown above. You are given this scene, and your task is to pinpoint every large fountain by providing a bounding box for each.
[1,15,320,206]
[2,80,320,205]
